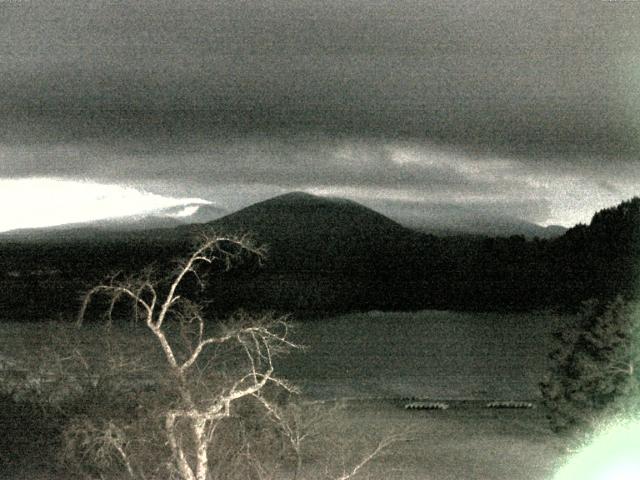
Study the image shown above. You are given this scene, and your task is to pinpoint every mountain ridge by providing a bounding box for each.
[0,190,567,241]
[190,191,425,273]
[0,203,227,241]
[1,193,639,317]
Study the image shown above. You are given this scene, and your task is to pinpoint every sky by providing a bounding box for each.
[1,0,640,232]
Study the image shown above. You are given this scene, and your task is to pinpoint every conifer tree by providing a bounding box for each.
[540,296,640,432]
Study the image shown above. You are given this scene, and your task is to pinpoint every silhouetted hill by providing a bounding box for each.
[1,203,226,242]
[548,196,640,305]
[543,225,570,238]
[185,192,438,313]
[2,219,182,242]
[2,192,639,319]
[194,192,429,273]
[398,211,567,239]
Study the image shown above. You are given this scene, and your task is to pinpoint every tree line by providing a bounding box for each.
[1,197,639,319]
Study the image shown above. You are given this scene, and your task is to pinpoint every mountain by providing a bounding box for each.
[4,190,637,318]
[186,191,441,314]
[391,210,568,239]
[547,196,640,304]
[194,191,427,273]
[540,224,569,238]
[1,190,566,242]
[1,203,227,241]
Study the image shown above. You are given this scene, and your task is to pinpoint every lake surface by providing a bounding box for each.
[279,310,564,401]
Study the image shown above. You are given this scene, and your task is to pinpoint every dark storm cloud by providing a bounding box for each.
[0,129,556,199]
[6,127,628,227]
[1,1,639,227]
[0,132,479,187]
[1,0,640,157]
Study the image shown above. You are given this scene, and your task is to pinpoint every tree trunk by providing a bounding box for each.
[194,418,209,480]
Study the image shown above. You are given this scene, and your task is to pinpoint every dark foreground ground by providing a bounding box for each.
[1,310,571,479]
[316,399,569,480]
[2,398,571,480]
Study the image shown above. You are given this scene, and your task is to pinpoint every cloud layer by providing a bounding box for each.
[1,1,639,228]
[2,135,637,227]
[2,1,640,155]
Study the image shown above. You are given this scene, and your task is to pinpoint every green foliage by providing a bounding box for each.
[540,296,640,433]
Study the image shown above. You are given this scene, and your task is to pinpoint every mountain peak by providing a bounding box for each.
[202,191,417,271]
[273,191,316,201]
[212,191,402,229]
[257,191,352,207]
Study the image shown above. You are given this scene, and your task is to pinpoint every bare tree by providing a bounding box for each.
[75,233,408,480]
[77,234,302,480]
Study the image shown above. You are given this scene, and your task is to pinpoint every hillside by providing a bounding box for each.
[193,192,430,273]
[547,196,640,304]
[395,210,567,239]
[1,193,639,318]
[1,204,226,242]
[181,192,437,313]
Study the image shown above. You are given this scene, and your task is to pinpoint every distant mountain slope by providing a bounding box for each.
[194,192,428,273]
[1,203,227,241]
[392,211,567,239]
[2,192,639,318]
[1,189,566,242]
[163,204,228,224]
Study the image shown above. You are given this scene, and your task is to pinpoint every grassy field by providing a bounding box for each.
[0,310,572,479]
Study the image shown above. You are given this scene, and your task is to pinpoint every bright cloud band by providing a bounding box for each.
[0,178,212,233]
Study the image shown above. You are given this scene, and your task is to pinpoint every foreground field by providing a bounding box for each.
[1,310,571,479]
[299,399,569,480]
[3,400,571,480]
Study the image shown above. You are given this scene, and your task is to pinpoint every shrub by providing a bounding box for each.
[540,296,640,433]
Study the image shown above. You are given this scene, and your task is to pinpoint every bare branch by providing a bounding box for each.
[179,334,234,373]
[77,285,152,326]
[155,235,258,329]
[334,432,409,480]
[104,289,124,326]
[73,232,321,480]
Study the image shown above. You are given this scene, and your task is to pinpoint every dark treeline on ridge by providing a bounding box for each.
[1,193,639,320]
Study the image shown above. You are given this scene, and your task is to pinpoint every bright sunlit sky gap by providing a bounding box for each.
[0,178,212,233]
